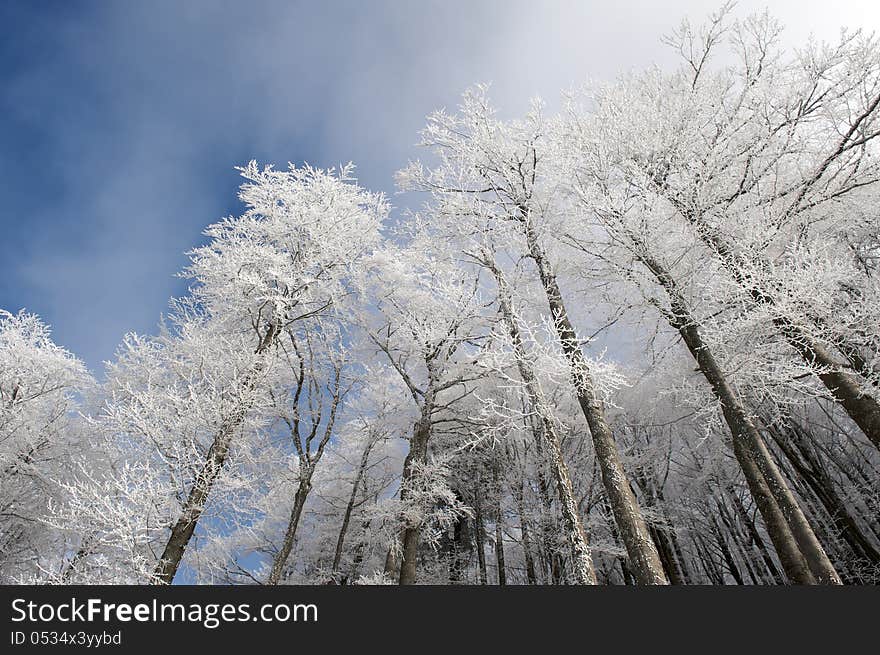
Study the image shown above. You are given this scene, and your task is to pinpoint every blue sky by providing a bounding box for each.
[2,0,878,371]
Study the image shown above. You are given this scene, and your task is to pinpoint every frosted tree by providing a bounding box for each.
[558,73,842,583]
[398,89,669,584]
[365,234,485,584]
[264,326,356,584]
[148,162,385,583]
[50,163,386,584]
[8,4,880,588]
[183,372,403,585]
[470,255,599,584]
[46,311,280,583]
[0,310,93,582]
[326,373,405,582]
[566,6,880,450]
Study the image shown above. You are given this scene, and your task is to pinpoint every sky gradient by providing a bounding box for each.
[2,0,878,371]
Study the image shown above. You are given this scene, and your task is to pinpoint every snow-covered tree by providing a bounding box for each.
[0,310,93,582]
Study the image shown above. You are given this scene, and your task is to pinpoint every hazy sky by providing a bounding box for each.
[2,0,878,370]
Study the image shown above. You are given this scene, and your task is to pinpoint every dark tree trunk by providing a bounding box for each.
[154,413,244,584]
[398,414,432,585]
[522,226,667,585]
[449,511,472,584]
[692,527,725,585]
[711,514,744,585]
[494,518,507,586]
[153,327,278,585]
[474,492,488,585]
[633,244,840,584]
[715,493,761,584]
[488,257,597,584]
[493,466,507,586]
[769,421,880,565]
[514,481,538,585]
[266,474,313,584]
[649,523,686,585]
[331,439,376,576]
[728,488,785,584]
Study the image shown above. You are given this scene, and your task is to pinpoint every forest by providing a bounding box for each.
[2,5,880,585]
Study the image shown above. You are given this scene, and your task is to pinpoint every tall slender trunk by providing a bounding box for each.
[153,411,245,584]
[474,489,488,585]
[522,226,667,584]
[267,354,342,585]
[711,514,744,585]
[600,494,635,586]
[715,493,761,584]
[745,422,840,584]
[266,474,312,584]
[634,244,840,584]
[494,516,507,586]
[667,523,692,584]
[153,326,278,585]
[346,515,373,584]
[331,439,376,575]
[728,488,785,584]
[730,435,815,583]
[631,468,685,584]
[768,422,880,565]
[449,510,472,584]
[383,543,399,580]
[532,432,561,584]
[398,413,432,585]
[654,486,693,584]
[514,479,538,585]
[493,465,507,586]
[648,523,685,585]
[487,257,597,584]
[693,528,725,584]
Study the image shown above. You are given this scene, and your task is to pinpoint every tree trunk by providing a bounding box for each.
[494,517,507,585]
[631,469,686,584]
[522,226,667,584]
[783,328,880,451]
[266,474,312,585]
[153,327,278,585]
[493,466,507,586]
[534,434,561,584]
[715,493,761,584]
[449,511,472,584]
[383,542,399,580]
[648,523,685,585]
[769,422,880,565]
[153,411,245,584]
[488,257,597,584]
[398,413,432,585]
[711,514,744,585]
[634,245,840,584]
[728,488,785,584]
[514,480,538,585]
[693,529,725,585]
[331,439,376,576]
[474,492,488,585]
[748,430,841,584]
